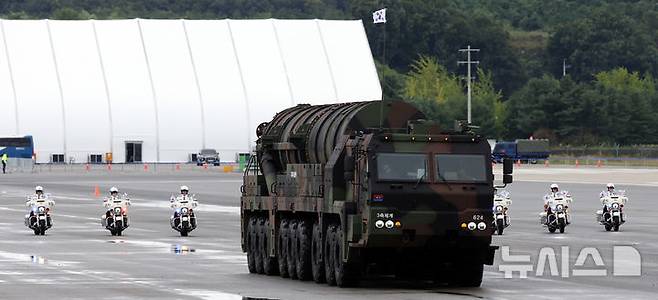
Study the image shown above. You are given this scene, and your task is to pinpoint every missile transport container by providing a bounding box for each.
[240,100,514,287]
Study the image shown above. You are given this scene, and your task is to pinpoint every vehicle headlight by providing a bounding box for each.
[181,207,188,214]
[114,207,121,214]
[496,205,503,212]
[612,203,619,209]
[477,222,487,231]
[467,222,476,231]
[556,204,564,212]
[375,220,384,229]
[385,220,394,229]
[38,206,45,213]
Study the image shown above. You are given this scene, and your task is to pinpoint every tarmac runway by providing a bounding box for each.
[0,166,656,299]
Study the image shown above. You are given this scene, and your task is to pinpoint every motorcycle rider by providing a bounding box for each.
[600,183,624,222]
[544,183,571,224]
[171,185,197,228]
[103,187,130,226]
[26,186,54,227]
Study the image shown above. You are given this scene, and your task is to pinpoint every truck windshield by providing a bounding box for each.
[435,154,487,182]
[377,153,428,182]
[200,149,217,155]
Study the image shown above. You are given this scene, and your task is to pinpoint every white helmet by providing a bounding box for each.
[35,186,43,192]
[180,185,189,192]
[109,187,118,193]
[606,183,615,189]
[550,183,559,190]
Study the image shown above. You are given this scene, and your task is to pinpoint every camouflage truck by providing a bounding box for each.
[240,100,514,287]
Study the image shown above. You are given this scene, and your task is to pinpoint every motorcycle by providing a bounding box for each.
[170,194,198,237]
[596,191,628,232]
[540,191,572,233]
[492,190,511,235]
[24,195,55,235]
[101,194,131,236]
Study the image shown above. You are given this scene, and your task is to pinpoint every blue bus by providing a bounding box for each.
[0,135,34,159]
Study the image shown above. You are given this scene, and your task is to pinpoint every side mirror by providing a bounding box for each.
[503,174,513,184]
[503,159,513,175]
[344,154,355,181]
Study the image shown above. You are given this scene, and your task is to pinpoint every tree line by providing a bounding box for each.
[1,0,657,145]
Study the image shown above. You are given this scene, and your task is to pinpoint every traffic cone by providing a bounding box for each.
[94,186,100,198]
[85,164,90,171]
[203,163,208,170]
[544,160,549,167]
[144,163,149,171]
[596,160,602,168]
[175,164,181,171]
[516,159,522,167]
[107,164,112,171]
[575,160,580,167]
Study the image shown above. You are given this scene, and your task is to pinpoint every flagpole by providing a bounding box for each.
[378,7,386,129]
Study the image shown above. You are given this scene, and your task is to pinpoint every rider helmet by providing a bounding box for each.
[606,183,615,191]
[550,183,559,192]
[109,187,119,195]
[180,185,189,194]
[35,186,43,193]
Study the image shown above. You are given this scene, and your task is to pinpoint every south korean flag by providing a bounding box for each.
[373,8,387,24]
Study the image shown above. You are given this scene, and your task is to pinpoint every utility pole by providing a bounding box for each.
[458,45,479,124]
[562,58,571,77]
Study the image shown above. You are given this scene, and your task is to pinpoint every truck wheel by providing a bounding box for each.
[455,262,483,287]
[296,219,312,281]
[311,221,325,283]
[246,217,257,273]
[286,219,298,279]
[324,224,337,286]
[277,219,289,278]
[262,218,278,275]
[334,225,359,287]
[254,218,265,274]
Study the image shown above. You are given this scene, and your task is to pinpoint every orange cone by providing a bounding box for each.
[94,186,100,198]
[516,159,522,167]
[596,160,602,168]
[203,163,208,170]
[575,160,580,167]
[544,160,549,167]
[176,164,181,171]
[85,164,90,171]
[107,164,112,171]
[144,163,149,171]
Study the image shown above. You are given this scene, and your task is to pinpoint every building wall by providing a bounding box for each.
[0,19,382,163]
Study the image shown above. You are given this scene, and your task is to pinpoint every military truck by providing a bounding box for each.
[240,101,513,287]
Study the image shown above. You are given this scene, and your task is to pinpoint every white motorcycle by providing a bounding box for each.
[101,194,131,236]
[596,191,628,232]
[540,191,572,233]
[170,194,198,237]
[24,195,55,235]
[492,190,511,235]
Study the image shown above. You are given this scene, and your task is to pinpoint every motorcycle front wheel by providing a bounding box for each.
[605,224,612,231]
[180,230,188,237]
[496,219,504,235]
[548,227,556,233]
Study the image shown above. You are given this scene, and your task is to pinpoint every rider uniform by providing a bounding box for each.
[544,183,571,224]
[26,186,54,227]
[171,186,197,228]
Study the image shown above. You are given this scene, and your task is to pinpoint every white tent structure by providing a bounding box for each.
[0,19,381,163]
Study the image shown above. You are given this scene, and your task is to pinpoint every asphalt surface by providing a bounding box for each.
[0,166,656,299]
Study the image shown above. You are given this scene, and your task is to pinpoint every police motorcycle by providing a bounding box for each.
[24,186,55,235]
[492,190,511,235]
[170,186,198,237]
[596,187,627,232]
[540,190,572,233]
[101,187,131,236]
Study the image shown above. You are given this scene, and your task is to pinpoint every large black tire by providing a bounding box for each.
[286,219,298,279]
[311,221,325,283]
[496,219,504,235]
[455,262,484,287]
[254,218,264,274]
[324,224,337,286]
[247,217,257,274]
[333,225,359,287]
[277,219,289,278]
[262,218,279,275]
[296,219,313,281]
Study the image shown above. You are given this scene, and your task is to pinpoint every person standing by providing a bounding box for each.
[1,153,7,174]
